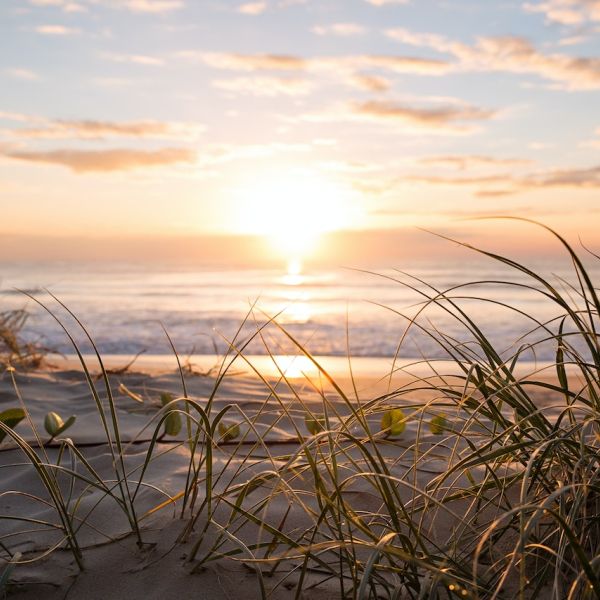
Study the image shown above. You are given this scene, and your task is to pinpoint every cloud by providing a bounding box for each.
[238,1,267,14]
[1,116,204,140]
[352,54,450,75]
[90,77,135,87]
[419,155,533,169]
[180,51,307,71]
[386,27,600,90]
[580,127,600,148]
[200,142,310,166]
[296,98,496,134]
[111,0,183,13]
[533,164,600,187]
[346,73,391,92]
[179,51,450,78]
[0,111,38,123]
[365,0,409,5]
[523,0,600,25]
[29,0,87,12]
[5,147,196,172]
[101,52,165,66]
[312,23,367,36]
[212,76,314,96]
[351,100,496,129]
[29,0,183,12]
[4,68,40,81]
[403,162,600,195]
[34,24,80,35]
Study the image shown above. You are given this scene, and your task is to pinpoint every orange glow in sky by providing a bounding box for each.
[233,169,362,262]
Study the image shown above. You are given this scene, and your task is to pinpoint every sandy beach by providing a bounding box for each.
[0,354,571,599]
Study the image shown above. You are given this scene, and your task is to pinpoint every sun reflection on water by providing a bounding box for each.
[282,258,304,286]
[269,355,318,378]
[278,259,312,323]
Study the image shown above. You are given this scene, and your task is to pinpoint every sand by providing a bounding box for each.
[0,356,567,599]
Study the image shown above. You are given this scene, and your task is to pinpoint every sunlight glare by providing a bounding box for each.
[234,170,360,261]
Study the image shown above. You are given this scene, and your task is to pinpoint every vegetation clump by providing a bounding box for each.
[0,222,599,599]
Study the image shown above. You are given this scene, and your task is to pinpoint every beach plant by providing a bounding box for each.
[2,219,600,600]
[428,413,448,435]
[189,220,600,599]
[43,411,76,443]
[218,420,240,443]
[305,412,326,435]
[381,407,407,438]
[159,392,182,438]
[0,309,48,370]
[0,408,25,444]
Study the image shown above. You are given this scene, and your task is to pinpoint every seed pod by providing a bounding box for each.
[429,413,448,435]
[218,421,240,442]
[44,411,76,439]
[160,393,181,437]
[381,408,406,438]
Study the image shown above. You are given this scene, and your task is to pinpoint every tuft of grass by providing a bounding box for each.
[1,220,599,600]
[0,309,48,371]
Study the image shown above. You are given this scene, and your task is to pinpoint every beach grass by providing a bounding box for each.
[1,222,599,599]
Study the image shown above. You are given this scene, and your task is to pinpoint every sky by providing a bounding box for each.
[1,0,600,265]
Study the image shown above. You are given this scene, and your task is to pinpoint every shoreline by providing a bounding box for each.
[41,352,567,387]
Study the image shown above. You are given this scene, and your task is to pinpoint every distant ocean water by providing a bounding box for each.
[1,259,598,362]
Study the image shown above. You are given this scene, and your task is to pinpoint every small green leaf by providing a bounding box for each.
[44,411,64,436]
[429,413,448,435]
[160,392,173,407]
[218,421,240,442]
[381,408,406,438]
[0,408,26,443]
[160,393,181,437]
[305,413,326,436]
[44,412,76,440]
[57,415,76,436]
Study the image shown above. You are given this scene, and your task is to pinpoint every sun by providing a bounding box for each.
[233,169,360,264]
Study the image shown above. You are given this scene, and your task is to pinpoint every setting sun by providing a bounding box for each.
[233,170,361,260]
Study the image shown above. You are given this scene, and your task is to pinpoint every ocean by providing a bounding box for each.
[1,257,598,364]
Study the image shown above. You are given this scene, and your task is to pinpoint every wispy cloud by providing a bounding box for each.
[404,162,600,195]
[386,27,600,90]
[346,73,391,92]
[34,24,80,35]
[101,52,165,66]
[213,76,314,96]
[178,51,451,80]
[579,126,600,148]
[238,1,267,15]
[29,0,183,12]
[180,51,307,71]
[29,0,87,12]
[5,147,196,172]
[199,142,311,166]
[351,100,496,129]
[296,99,496,134]
[312,23,367,36]
[524,0,600,25]
[107,0,184,13]
[419,155,533,169]
[365,0,409,5]
[4,68,40,81]
[1,115,204,140]
[0,111,39,123]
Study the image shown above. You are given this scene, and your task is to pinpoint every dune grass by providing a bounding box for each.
[0,309,48,371]
[0,222,599,598]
